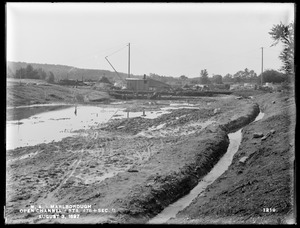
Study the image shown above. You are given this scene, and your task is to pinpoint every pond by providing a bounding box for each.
[6,104,172,150]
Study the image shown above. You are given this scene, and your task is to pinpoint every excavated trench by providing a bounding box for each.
[148,110,264,224]
[112,103,260,223]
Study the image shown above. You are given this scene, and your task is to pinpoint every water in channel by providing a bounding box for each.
[148,111,265,224]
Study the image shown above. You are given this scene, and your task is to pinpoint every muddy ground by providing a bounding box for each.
[5,90,295,224]
[169,91,296,224]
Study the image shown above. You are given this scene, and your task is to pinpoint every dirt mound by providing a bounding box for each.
[98,76,112,84]
[92,82,113,91]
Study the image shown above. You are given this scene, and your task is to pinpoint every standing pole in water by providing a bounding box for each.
[261,47,264,86]
[128,43,130,78]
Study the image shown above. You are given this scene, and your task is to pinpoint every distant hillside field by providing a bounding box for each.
[6,61,184,87]
[7,61,143,84]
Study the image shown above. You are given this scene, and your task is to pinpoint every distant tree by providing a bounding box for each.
[25,64,39,79]
[47,71,55,83]
[233,70,244,83]
[269,22,294,76]
[15,67,26,79]
[223,73,233,83]
[261,69,288,83]
[190,79,199,85]
[180,75,188,80]
[200,69,210,84]
[36,68,47,80]
[200,69,208,77]
[248,70,257,78]
[247,70,258,83]
[211,75,223,84]
[241,68,249,80]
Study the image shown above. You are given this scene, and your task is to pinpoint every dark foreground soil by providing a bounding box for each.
[169,91,295,224]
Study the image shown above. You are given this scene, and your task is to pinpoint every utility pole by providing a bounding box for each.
[128,43,130,78]
[261,47,264,86]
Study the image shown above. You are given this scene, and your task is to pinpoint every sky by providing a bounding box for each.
[6,3,294,78]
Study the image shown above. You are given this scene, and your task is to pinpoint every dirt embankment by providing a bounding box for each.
[170,92,295,224]
[6,79,110,107]
[108,125,230,223]
[220,103,259,133]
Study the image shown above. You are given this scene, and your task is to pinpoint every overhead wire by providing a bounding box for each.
[106,44,128,58]
[62,42,129,68]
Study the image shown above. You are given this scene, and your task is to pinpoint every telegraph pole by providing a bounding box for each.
[128,43,130,78]
[261,47,264,86]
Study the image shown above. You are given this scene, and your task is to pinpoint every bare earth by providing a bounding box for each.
[5,85,295,224]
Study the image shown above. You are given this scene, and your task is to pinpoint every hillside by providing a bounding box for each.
[6,61,142,84]
[6,61,187,87]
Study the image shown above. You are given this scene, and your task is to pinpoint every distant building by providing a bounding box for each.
[125,75,172,92]
[193,84,209,91]
[243,83,255,89]
[229,83,256,90]
[229,84,242,90]
[265,82,274,88]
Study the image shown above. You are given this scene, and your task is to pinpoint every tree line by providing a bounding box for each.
[7,64,55,83]
[178,67,288,85]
